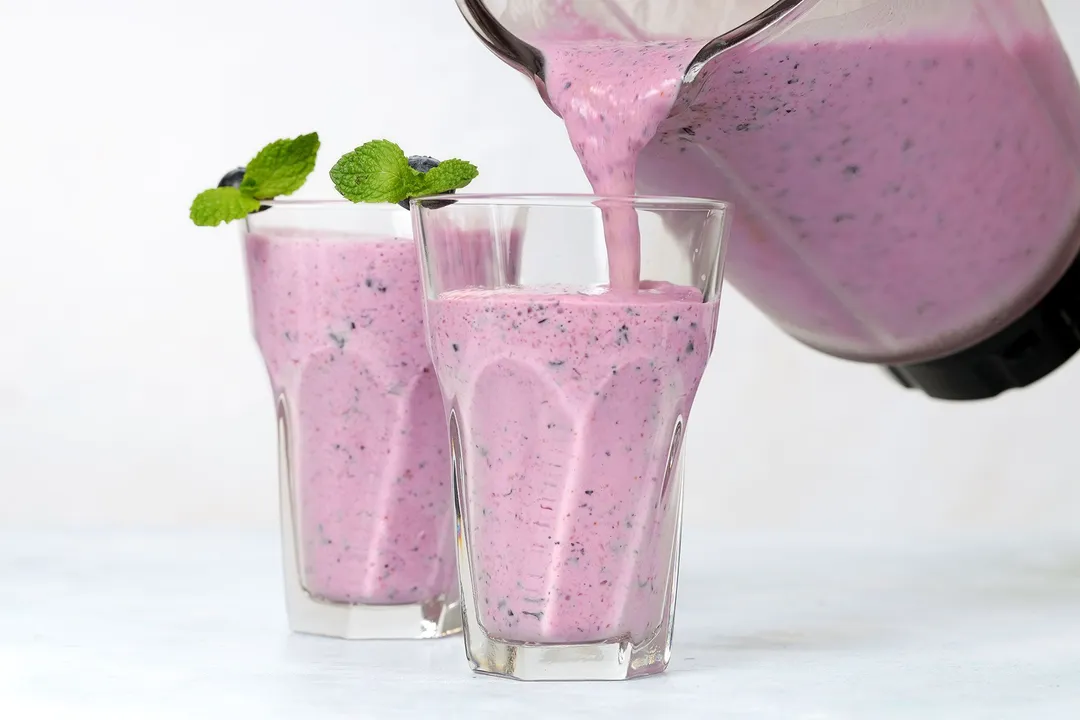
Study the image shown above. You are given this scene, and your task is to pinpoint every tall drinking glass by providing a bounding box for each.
[243,200,460,639]
[414,194,729,679]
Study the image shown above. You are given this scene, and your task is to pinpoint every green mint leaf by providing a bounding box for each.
[242,132,321,199]
[189,187,261,227]
[330,140,413,203]
[417,159,479,196]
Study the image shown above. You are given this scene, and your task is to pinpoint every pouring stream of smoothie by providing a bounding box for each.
[541,39,702,291]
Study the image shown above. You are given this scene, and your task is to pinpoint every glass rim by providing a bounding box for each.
[256,194,729,211]
[255,198,405,210]
[413,193,730,211]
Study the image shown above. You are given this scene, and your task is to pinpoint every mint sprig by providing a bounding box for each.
[190,132,320,227]
[330,140,478,205]
[190,187,261,227]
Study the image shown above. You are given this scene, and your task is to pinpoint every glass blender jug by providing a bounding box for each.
[455,0,1080,400]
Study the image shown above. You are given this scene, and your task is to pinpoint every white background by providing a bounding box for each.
[2,0,1080,537]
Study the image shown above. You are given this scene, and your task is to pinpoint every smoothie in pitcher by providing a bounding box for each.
[537,30,1080,360]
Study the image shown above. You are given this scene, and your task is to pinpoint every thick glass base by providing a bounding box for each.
[284,581,462,640]
[460,608,673,681]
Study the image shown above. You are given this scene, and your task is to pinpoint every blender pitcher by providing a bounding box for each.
[456,0,1080,400]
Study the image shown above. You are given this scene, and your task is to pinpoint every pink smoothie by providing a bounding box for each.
[245,230,455,606]
[538,32,1080,361]
[427,283,717,644]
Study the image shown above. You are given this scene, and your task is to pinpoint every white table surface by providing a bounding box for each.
[1,530,1078,719]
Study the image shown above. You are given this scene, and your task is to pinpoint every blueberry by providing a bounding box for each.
[217,166,270,213]
[407,155,441,174]
[217,167,246,189]
[399,155,457,210]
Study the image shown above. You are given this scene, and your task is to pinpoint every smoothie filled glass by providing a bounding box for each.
[243,200,460,639]
[415,194,728,680]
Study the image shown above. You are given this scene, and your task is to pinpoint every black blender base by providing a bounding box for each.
[886,249,1080,400]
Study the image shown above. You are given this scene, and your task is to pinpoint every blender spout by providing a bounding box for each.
[454,0,820,109]
[455,0,555,111]
[685,0,819,83]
